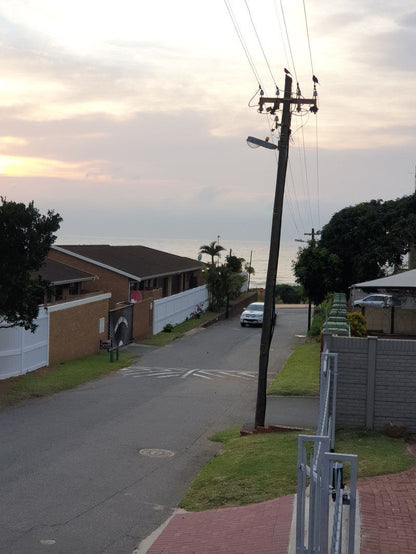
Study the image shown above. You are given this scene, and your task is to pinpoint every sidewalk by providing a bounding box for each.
[137,456,416,554]
[136,392,416,553]
[138,496,294,554]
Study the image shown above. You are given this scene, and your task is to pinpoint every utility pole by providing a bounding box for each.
[408,166,416,270]
[296,228,321,331]
[254,74,317,429]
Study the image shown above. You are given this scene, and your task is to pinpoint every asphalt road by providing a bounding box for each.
[0,308,307,554]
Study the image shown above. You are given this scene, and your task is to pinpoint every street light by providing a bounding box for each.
[246,136,278,150]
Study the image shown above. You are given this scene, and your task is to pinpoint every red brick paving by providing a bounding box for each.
[358,466,416,554]
[146,495,294,554]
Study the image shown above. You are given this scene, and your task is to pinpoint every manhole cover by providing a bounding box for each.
[139,448,175,458]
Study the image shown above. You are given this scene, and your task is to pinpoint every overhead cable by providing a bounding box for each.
[244,0,279,89]
[224,0,264,89]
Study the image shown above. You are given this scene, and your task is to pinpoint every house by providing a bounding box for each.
[38,258,111,365]
[350,269,416,335]
[48,244,205,308]
[0,259,110,380]
[39,257,97,303]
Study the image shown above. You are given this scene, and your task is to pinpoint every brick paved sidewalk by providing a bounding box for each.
[144,495,294,554]
[358,466,416,554]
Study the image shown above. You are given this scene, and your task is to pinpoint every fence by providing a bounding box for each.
[296,347,358,554]
[0,309,49,380]
[153,285,209,335]
[325,334,416,432]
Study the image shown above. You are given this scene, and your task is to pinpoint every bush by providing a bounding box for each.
[275,284,306,304]
[163,323,174,333]
[347,311,367,337]
[308,299,332,337]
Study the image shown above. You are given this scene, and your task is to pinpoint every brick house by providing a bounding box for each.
[38,258,110,364]
[48,244,205,309]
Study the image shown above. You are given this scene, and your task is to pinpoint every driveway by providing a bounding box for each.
[0,308,307,554]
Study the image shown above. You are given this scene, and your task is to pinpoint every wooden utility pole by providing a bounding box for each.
[304,228,320,331]
[255,74,317,428]
[408,166,416,270]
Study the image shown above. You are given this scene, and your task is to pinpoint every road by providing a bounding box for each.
[0,308,307,554]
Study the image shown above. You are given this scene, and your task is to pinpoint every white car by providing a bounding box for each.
[240,302,264,326]
[240,302,277,327]
[353,294,400,308]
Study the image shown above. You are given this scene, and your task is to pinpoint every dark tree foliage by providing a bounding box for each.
[204,255,247,311]
[0,198,62,331]
[293,242,341,304]
[293,193,416,299]
[275,284,305,304]
[225,254,245,273]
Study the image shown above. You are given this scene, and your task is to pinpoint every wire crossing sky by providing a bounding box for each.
[0,0,415,243]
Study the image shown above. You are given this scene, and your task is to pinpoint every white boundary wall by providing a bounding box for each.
[153,285,209,335]
[0,309,49,380]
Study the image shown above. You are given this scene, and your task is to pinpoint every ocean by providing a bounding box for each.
[56,235,299,287]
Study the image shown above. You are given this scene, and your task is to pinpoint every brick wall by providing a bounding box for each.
[132,299,153,340]
[326,335,416,432]
[49,294,110,364]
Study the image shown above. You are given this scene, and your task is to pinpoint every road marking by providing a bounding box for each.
[120,366,256,381]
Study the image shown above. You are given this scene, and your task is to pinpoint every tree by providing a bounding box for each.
[293,193,416,299]
[0,198,62,331]
[203,253,247,311]
[199,241,225,266]
[293,242,341,305]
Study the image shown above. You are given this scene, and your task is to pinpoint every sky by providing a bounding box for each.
[0,0,415,246]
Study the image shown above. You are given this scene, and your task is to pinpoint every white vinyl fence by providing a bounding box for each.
[153,285,209,335]
[0,309,49,380]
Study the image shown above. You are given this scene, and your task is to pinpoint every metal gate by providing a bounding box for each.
[108,304,133,347]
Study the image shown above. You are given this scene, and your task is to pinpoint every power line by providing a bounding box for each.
[223,0,264,89]
[279,0,298,84]
[244,0,279,89]
[302,0,315,77]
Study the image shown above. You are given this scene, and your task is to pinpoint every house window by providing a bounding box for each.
[99,317,105,334]
[55,285,63,301]
[68,282,79,296]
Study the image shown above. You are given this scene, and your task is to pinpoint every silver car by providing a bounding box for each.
[353,294,400,308]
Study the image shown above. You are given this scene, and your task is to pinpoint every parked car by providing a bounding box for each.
[353,294,400,308]
[240,302,277,327]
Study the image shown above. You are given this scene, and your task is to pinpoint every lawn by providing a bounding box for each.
[267,341,321,396]
[0,351,136,407]
[140,311,219,346]
[180,426,416,512]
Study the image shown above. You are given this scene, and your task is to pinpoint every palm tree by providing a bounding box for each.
[199,241,225,266]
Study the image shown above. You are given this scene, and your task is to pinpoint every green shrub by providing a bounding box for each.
[347,311,367,337]
[308,299,332,337]
[163,323,174,333]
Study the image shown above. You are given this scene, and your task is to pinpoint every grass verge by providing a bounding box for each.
[180,427,415,512]
[140,311,219,346]
[0,351,136,408]
[267,341,320,396]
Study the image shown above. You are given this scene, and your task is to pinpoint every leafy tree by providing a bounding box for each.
[293,241,341,305]
[199,240,225,266]
[294,193,416,298]
[203,254,247,311]
[0,198,62,331]
[225,254,245,273]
